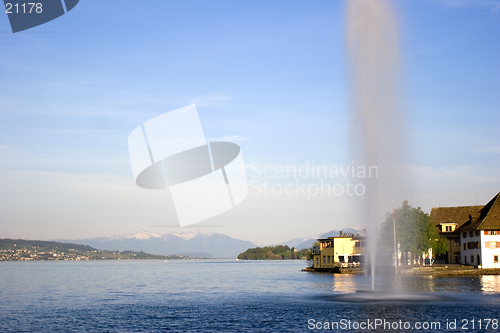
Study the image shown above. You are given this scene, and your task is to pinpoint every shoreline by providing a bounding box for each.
[400,265,500,276]
[303,264,500,276]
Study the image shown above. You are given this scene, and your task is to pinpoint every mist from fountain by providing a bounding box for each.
[345,0,407,291]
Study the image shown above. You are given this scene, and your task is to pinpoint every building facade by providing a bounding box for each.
[430,205,483,264]
[312,231,365,270]
[456,192,500,268]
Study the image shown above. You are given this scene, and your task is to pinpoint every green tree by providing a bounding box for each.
[306,241,319,267]
[380,201,447,264]
[272,245,289,254]
[237,245,308,260]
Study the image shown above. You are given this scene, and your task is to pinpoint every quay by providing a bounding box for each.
[302,266,363,274]
[303,264,500,276]
[399,264,500,276]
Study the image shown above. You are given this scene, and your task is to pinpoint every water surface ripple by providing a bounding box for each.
[1,260,499,332]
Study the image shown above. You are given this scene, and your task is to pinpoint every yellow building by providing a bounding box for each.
[312,231,365,270]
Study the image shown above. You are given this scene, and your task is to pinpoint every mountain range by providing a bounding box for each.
[57,230,256,259]
[56,227,363,259]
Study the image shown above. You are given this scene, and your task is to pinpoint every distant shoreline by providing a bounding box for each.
[0,238,190,261]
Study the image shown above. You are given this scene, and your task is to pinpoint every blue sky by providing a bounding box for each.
[0,0,499,245]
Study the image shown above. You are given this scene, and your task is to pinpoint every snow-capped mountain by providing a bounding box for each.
[58,230,256,258]
[121,230,162,240]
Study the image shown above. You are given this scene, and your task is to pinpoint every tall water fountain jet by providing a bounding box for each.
[346,0,407,291]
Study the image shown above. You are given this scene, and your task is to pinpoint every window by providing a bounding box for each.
[491,231,498,235]
[464,256,467,263]
[494,256,499,264]
[453,240,460,247]
[476,231,481,236]
[470,231,474,237]
[316,258,319,266]
[463,232,467,238]
[463,243,467,250]
[466,242,479,249]
[323,256,326,264]
[446,226,452,232]
[486,241,498,249]
[485,231,489,235]
[471,255,474,263]
[328,256,331,264]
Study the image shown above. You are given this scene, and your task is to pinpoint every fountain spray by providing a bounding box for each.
[346,0,407,291]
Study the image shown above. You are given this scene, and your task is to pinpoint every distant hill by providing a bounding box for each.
[57,230,257,259]
[0,238,181,261]
[238,245,308,260]
[280,227,364,250]
[0,239,95,252]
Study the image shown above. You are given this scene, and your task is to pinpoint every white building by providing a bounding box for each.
[457,192,500,269]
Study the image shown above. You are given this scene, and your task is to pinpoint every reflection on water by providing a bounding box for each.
[481,275,500,293]
[331,274,360,293]
[331,272,500,295]
[325,273,500,307]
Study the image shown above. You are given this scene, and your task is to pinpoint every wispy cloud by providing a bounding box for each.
[429,0,500,12]
[472,145,500,155]
[188,93,230,107]
[8,126,122,141]
[207,135,249,142]
[11,126,87,136]
[149,224,224,228]
[403,163,500,211]
[404,40,457,57]
[1,169,169,205]
[410,164,498,184]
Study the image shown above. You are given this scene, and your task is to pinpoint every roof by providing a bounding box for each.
[456,192,500,232]
[430,205,483,229]
[317,233,356,242]
[352,232,365,240]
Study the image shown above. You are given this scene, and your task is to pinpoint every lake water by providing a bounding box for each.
[1,260,500,332]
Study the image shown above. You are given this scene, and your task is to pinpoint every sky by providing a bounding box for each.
[0,0,499,245]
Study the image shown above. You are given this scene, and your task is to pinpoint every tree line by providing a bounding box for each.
[238,245,308,260]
